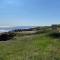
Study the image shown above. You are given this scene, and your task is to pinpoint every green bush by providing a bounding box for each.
[0,32,16,41]
[48,32,60,39]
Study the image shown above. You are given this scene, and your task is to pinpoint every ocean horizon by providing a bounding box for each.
[0,26,34,33]
[0,30,10,33]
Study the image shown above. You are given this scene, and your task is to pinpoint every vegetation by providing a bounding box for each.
[0,25,60,60]
[48,32,60,39]
[0,32,16,41]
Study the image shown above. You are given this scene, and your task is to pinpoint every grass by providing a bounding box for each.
[0,33,60,60]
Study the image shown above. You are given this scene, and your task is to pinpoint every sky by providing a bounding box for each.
[0,0,60,26]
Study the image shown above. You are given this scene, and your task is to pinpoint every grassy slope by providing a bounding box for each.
[0,33,60,60]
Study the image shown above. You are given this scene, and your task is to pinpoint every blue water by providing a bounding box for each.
[0,30,10,33]
[0,26,34,33]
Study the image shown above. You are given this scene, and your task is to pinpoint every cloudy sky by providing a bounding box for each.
[0,0,60,26]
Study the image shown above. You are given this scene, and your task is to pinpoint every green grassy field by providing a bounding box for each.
[0,33,60,60]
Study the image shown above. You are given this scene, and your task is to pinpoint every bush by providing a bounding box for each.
[48,32,60,39]
[0,32,16,41]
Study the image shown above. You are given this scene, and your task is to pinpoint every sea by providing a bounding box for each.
[0,26,34,33]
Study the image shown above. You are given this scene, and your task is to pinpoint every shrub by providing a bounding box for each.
[0,32,16,41]
[48,32,60,39]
